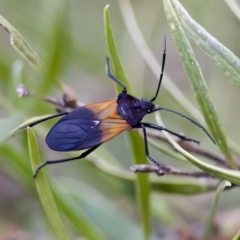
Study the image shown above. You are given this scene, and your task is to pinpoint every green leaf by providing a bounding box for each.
[0,14,75,96]
[163,0,236,169]
[152,178,218,195]
[170,0,240,89]
[104,5,150,240]
[128,131,150,240]
[0,15,45,74]
[203,180,231,240]
[156,112,240,186]
[104,5,132,94]
[27,127,71,240]
[1,144,106,240]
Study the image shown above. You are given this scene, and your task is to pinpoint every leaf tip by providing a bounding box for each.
[104,4,110,13]
[104,5,110,23]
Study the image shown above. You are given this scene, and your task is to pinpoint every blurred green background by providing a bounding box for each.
[0,0,240,239]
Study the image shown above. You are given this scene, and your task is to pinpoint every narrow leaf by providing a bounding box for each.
[203,180,231,240]
[104,5,150,240]
[1,144,106,240]
[104,5,132,94]
[128,131,150,240]
[170,0,240,89]
[0,15,45,74]
[163,0,236,169]
[0,14,75,97]
[151,179,217,195]
[27,127,70,240]
[156,112,240,186]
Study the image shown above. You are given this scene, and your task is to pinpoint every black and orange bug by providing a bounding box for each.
[17,34,215,177]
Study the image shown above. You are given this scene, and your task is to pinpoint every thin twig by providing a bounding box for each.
[130,164,212,178]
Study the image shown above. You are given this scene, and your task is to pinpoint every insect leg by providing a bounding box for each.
[33,144,101,178]
[142,122,200,144]
[13,112,68,136]
[153,107,215,144]
[105,57,127,93]
[150,32,166,102]
[139,123,161,166]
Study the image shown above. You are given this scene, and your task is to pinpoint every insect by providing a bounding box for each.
[17,34,215,177]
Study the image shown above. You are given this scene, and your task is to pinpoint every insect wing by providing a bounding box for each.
[46,99,131,151]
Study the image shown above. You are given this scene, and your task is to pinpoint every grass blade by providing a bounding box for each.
[203,180,231,240]
[0,15,45,74]
[171,0,240,89]
[104,5,132,93]
[163,0,236,169]
[155,112,240,185]
[104,5,150,239]
[27,127,70,240]
[128,131,150,240]
[0,13,75,97]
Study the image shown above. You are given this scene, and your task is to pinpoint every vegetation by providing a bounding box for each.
[0,0,240,239]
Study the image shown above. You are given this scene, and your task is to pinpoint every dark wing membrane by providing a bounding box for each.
[46,99,131,151]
